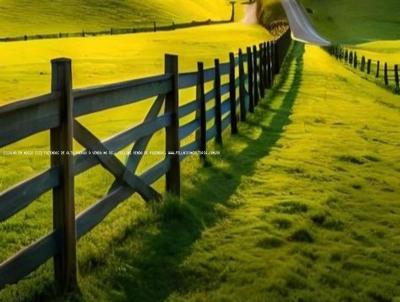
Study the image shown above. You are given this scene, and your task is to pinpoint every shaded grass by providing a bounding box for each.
[159,44,400,302]
[0,23,272,301]
[299,0,400,44]
[0,40,301,302]
[66,42,303,302]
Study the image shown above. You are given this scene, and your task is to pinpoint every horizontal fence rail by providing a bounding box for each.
[329,45,400,94]
[0,29,292,294]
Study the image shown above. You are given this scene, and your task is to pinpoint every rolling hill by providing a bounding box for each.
[0,0,232,37]
[299,0,400,44]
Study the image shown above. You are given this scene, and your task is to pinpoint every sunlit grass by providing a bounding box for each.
[0,23,272,301]
[0,0,232,37]
[350,40,400,66]
[10,42,397,301]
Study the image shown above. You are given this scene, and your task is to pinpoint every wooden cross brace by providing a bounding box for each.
[73,120,161,202]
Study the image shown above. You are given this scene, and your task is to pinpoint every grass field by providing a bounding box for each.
[349,41,400,66]
[4,41,399,301]
[300,0,400,44]
[0,0,232,37]
[299,0,399,92]
[0,23,269,104]
[0,22,272,301]
[1,0,400,301]
[87,42,400,302]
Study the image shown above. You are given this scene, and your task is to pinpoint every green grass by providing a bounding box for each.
[1,1,400,301]
[160,42,400,302]
[0,0,232,37]
[349,40,400,66]
[299,0,400,44]
[0,22,271,301]
[3,40,399,301]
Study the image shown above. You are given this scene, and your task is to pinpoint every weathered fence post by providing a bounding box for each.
[354,52,358,69]
[253,45,260,106]
[268,42,274,86]
[197,62,207,162]
[229,52,238,134]
[238,49,246,121]
[271,41,277,78]
[384,62,388,86]
[263,42,268,89]
[50,58,77,293]
[246,47,255,113]
[258,43,265,98]
[361,56,366,72]
[266,42,272,89]
[394,65,399,92]
[376,61,380,78]
[165,54,181,196]
[274,40,280,74]
[214,59,223,145]
[367,59,372,74]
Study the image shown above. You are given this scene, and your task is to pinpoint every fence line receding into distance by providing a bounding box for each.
[0,30,292,293]
[330,45,400,94]
[0,19,234,43]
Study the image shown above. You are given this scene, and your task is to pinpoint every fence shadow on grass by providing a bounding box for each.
[82,42,306,302]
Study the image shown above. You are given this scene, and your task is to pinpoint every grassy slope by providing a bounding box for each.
[168,43,399,301]
[0,23,272,301]
[0,23,268,103]
[0,0,231,36]
[299,0,399,91]
[15,41,399,302]
[300,0,400,44]
[350,41,400,66]
[131,43,399,302]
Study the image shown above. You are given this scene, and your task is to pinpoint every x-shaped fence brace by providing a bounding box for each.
[74,94,166,203]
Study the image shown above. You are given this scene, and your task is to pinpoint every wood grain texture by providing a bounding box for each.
[74,74,172,117]
[0,167,60,222]
[50,58,77,291]
[0,94,59,147]
[165,54,181,196]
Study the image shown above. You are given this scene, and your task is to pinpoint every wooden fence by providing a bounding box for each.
[0,29,292,293]
[0,18,233,43]
[330,45,400,94]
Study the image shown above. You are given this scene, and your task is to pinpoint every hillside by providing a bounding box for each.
[0,22,272,301]
[299,0,400,44]
[351,40,400,66]
[0,0,231,37]
[4,41,399,302]
[89,42,399,302]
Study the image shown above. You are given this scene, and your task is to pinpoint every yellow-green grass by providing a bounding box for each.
[350,40,400,66]
[0,23,271,300]
[300,0,400,44]
[0,0,232,37]
[0,23,269,104]
[6,41,399,301]
[337,41,400,93]
[163,43,400,301]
